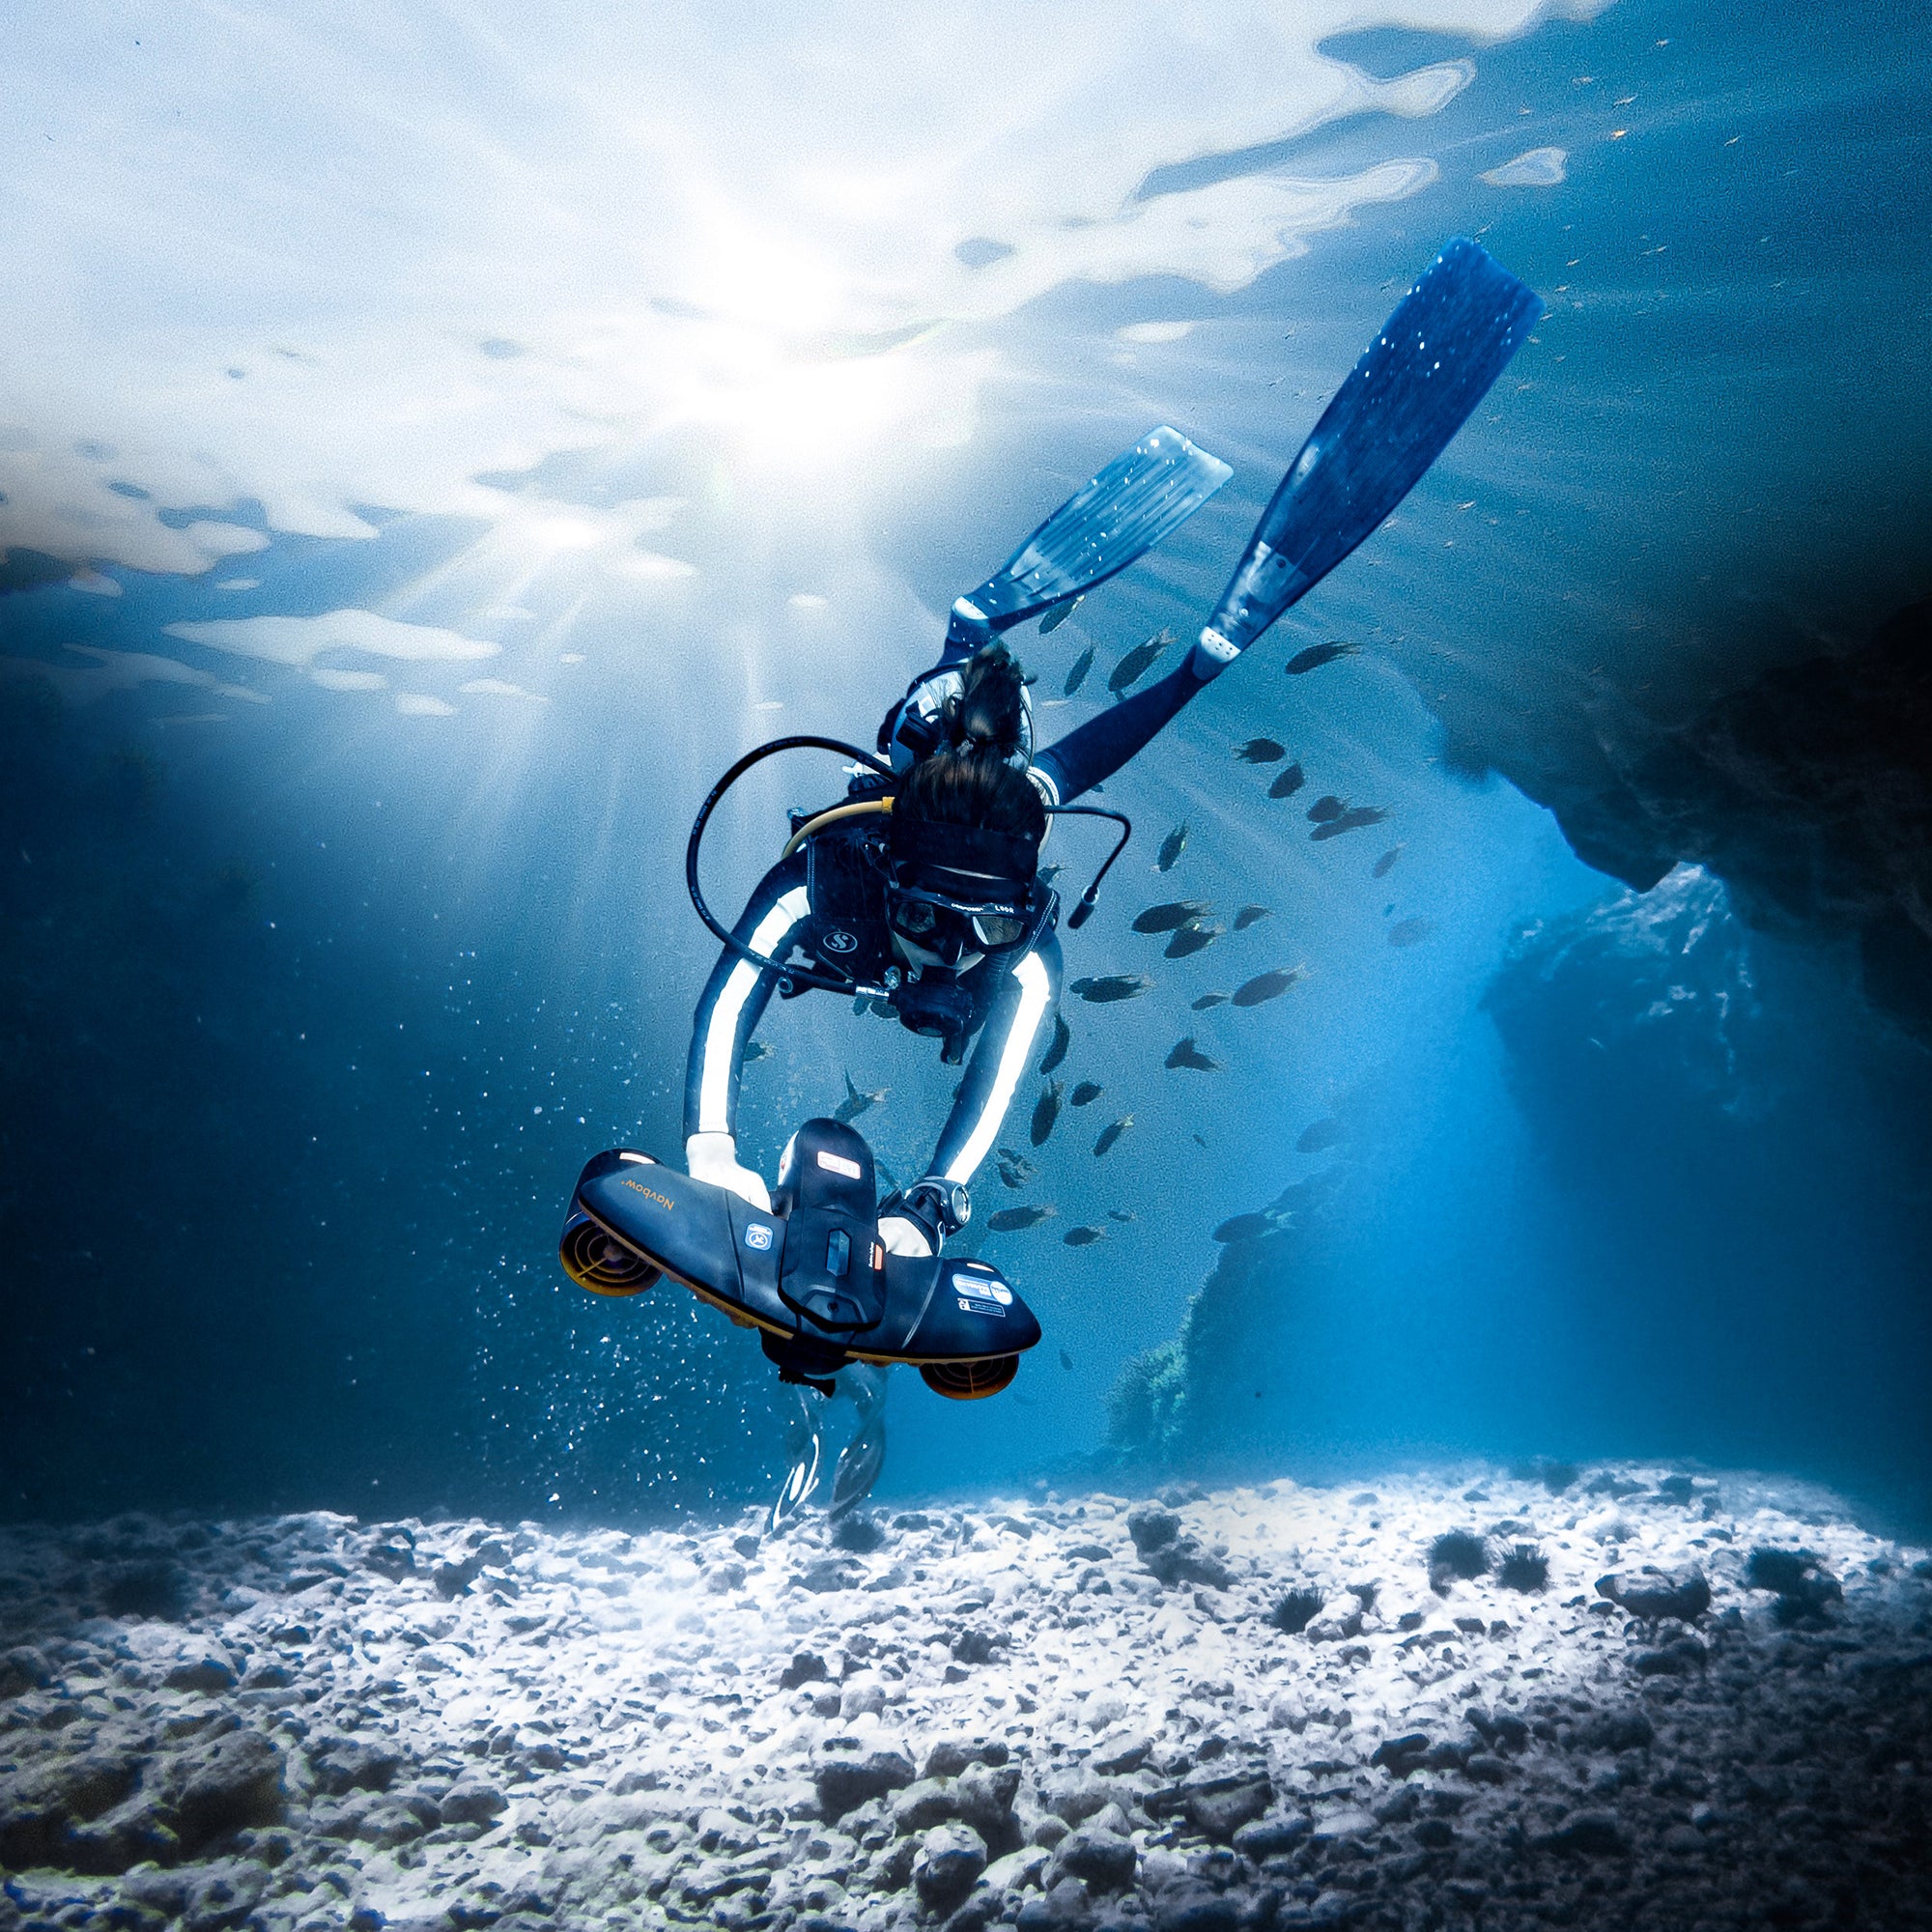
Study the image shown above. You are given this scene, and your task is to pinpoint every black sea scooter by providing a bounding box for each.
[559,238,1542,1403]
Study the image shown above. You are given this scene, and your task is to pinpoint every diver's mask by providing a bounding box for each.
[885,816,1044,972]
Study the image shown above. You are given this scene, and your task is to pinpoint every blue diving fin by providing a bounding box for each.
[948,426,1234,653]
[1192,238,1542,678]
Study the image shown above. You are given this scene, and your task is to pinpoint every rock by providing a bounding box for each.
[1039,1769,1117,1827]
[1597,1571,1712,1621]
[1185,1780,1271,1841]
[1634,1636,1709,1676]
[894,1778,961,1834]
[439,1779,507,1827]
[954,1761,1021,1840]
[1574,1710,1654,1754]
[1463,1753,1510,1785]
[1153,1887,1239,1932]
[923,1739,1009,1779]
[800,1557,862,1594]
[180,1857,272,1930]
[915,1822,988,1912]
[164,1654,240,1695]
[1090,1731,1151,1775]
[1233,1813,1313,1859]
[1143,1538,1237,1591]
[815,1749,915,1821]
[1372,1788,1420,1827]
[1127,1506,1181,1554]
[1048,1825,1137,1890]
[1266,1690,1309,1732]
[160,1729,287,1856]
[1745,1548,1843,1626]
[1537,1810,1628,1857]
[1311,1809,1378,1841]
[1412,1817,1456,1850]
[0,1647,53,1698]
[982,1845,1051,1893]
[1368,1733,1429,1776]
[781,1651,829,1690]
[947,1885,1008,1932]
[310,1738,409,1796]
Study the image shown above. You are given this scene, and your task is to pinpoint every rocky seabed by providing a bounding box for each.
[3,1466,1929,1932]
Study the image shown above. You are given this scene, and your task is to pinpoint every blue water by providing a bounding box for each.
[2,0,1928,1531]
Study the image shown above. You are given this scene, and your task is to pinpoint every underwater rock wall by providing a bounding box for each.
[1487,600,1932,1045]
[2,1468,1928,1932]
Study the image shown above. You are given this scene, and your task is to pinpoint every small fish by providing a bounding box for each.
[1039,1012,1071,1072]
[1040,595,1083,636]
[1064,1224,1108,1247]
[1192,992,1230,1010]
[1373,845,1405,879]
[1094,1113,1133,1156]
[1285,639,1360,675]
[1192,1132,1208,1148]
[1030,1079,1064,1147]
[876,1159,903,1195]
[1106,1208,1138,1223]
[1132,898,1211,934]
[996,1147,1037,1189]
[1236,737,1286,764]
[1064,645,1094,696]
[1038,864,1062,886]
[1069,1079,1103,1107]
[1069,974,1154,1004]
[1059,1347,1074,1370]
[987,1205,1057,1233]
[1296,1118,1345,1153]
[1388,916,1436,948]
[1267,763,1306,800]
[1311,806,1387,841]
[1165,1037,1222,1071]
[1213,1211,1276,1242]
[1164,921,1224,958]
[743,1039,773,1063]
[1233,904,1271,931]
[1231,966,1305,1008]
[834,1071,889,1122]
[1156,823,1188,872]
[1307,795,1349,823]
[1109,629,1174,696]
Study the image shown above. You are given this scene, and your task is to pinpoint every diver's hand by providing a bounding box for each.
[877,1213,937,1259]
[685,1131,773,1213]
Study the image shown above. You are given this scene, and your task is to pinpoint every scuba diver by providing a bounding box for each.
[564,238,1542,1528]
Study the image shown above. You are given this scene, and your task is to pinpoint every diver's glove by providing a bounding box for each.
[685,1131,773,1213]
[877,1179,971,1260]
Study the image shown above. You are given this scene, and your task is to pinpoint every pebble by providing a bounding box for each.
[0,1464,1922,1930]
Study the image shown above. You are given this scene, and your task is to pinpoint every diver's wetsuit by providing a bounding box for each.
[683,847,1062,1189]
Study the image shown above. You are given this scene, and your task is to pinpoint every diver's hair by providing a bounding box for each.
[896,747,1046,843]
[946,641,1028,757]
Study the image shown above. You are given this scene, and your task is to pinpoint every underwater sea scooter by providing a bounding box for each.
[559,1117,1040,1399]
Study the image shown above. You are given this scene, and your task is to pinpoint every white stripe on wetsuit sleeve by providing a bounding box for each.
[941,949,1052,1184]
[696,886,810,1134]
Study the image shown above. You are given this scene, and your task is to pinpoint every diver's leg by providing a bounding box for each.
[1031,662,1206,804]
[827,1363,891,1518]
[769,1385,826,1534]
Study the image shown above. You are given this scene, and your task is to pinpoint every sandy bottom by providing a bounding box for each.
[2,1465,1929,1932]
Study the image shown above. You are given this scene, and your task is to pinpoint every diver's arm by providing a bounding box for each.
[1030,660,1208,805]
[682,854,811,1207]
[923,931,1063,1192]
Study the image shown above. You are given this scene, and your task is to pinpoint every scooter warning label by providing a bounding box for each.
[952,1271,1012,1316]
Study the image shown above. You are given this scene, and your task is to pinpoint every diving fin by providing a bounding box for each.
[768,1387,825,1534]
[949,426,1233,653]
[1193,238,1542,678]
